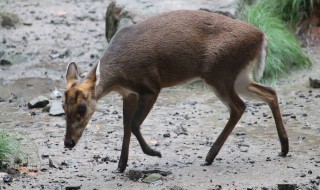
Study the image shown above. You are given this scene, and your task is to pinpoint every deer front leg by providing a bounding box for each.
[131,93,161,158]
[116,94,138,173]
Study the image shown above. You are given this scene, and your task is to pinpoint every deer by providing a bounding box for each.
[63,10,289,173]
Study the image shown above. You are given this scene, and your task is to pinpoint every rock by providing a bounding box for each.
[170,186,184,190]
[50,87,62,99]
[163,133,170,137]
[142,173,162,184]
[174,125,188,135]
[0,97,5,102]
[185,100,197,105]
[28,95,49,109]
[8,93,18,103]
[42,103,51,112]
[0,59,12,66]
[23,22,32,26]
[105,0,238,41]
[40,166,48,172]
[128,170,144,181]
[128,169,172,181]
[41,154,49,159]
[3,175,13,183]
[49,100,65,116]
[0,12,20,28]
[236,132,246,136]
[238,144,249,152]
[65,185,82,190]
[49,158,61,168]
[105,2,123,42]
[309,77,320,88]
[278,184,297,190]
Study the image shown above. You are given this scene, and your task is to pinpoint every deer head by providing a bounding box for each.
[63,61,100,148]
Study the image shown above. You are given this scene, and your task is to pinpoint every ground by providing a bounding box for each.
[0,0,320,189]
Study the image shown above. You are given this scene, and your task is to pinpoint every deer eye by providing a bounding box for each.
[78,103,87,115]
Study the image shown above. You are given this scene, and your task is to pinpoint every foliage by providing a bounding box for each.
[240,0,312,82]
[275,0,320,28]
[0,130,27,168]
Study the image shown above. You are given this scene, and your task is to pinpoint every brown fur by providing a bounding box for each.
[64,10,289,173]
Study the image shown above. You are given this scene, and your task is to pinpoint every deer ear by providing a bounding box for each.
[66,62,79,83]
[86,61,101,87]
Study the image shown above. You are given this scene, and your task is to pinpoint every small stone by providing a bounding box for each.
[23,22,32,26]
[65,185,81,190]
[238,144,249,153]
[169,185,183,190]
[49,158,60,168]
[28,95,49,109]
[49,100,65,116]
[50,87,62,99]
[128,170,144,181]
[0,59,12,66]
[300,173,306,177]
[3,175,13,183]
[186,100,197,105]
[42,103,51,112]
[278,184,297,190]
[41,154,49,159]
[40,167,48,172]
[142,173,162,184]
[163,133,170,137]
[0,12,20,28]
[236,132,246,136]
[174,125,188,135]
[309,77,320,88]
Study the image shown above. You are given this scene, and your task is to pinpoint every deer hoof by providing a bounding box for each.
[278,151,287,157]
[113,167,126,173]
[152,150,162,158]
[201,160,213,166]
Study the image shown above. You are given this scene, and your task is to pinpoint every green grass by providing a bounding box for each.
[0,130,27,169]
[275,0,319,28]
[240,0,312,82]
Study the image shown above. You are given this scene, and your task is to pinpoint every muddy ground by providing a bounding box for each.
[0,0,320,189]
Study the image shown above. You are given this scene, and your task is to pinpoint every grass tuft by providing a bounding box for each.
[0,130,27,169]
[240,0,312,83]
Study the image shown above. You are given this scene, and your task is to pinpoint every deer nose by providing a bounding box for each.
[64,139,75,148]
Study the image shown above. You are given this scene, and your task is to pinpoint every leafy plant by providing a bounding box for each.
[239,0,312,82]
[0,130,27,169]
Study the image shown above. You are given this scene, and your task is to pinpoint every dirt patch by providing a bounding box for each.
[0,0,320,189]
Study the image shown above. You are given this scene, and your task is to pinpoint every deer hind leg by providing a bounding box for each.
[247,82,289,156]
[116,93,138,173]
[131,92,162,158]
[203,82,246,165]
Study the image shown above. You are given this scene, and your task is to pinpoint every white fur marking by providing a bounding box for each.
[235,65,252,99]
[95,61,101,87]
[255,34,267,80]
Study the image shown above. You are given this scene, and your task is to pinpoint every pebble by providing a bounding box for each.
[28,95,49,109]
[3,175,13,183]
[0,59,12,66]
[309,77,320,88]
[142,173,162,184]
[65,185,81,190]
[49,100,65,116]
